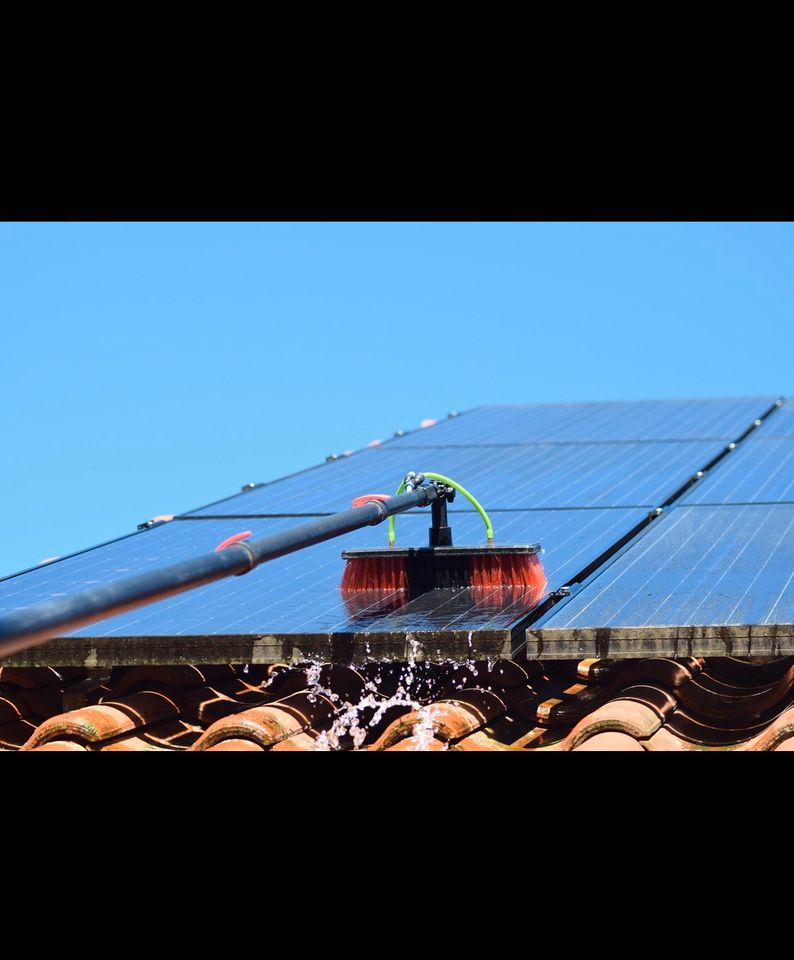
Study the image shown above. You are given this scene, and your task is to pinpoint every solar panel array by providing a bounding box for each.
[187,440,728,514]
[0,509,647,660]
[533,503,794,628]
[0,396,785,664]
[529,396,794,659]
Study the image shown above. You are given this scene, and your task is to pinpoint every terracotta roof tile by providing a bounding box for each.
[572,731,646,751]
[271,733,318,751]
[7,653,794,751]
[644,727,701,751]
[204,739,266,752]
[740,704,794,751]
[101,738,169,752]
[23,691,181,750]
[560,700,664,750]
[370,690,507,751]
[31,740,89,751]
[193,692,337,750]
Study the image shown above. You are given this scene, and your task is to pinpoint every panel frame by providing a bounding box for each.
[0,624,514,668]
[525,621,794,661]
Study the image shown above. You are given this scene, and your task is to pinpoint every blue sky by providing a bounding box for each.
[0,221,791,577]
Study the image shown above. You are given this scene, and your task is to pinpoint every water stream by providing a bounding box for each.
[300,636,491,751]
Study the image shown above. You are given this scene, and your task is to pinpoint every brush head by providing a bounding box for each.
[340,544,546,596]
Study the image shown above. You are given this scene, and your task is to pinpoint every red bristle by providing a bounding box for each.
[470,552,547,608]
[341,549,547,616]
[340,554,408,593]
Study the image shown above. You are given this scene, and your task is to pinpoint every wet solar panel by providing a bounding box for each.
[0,508,646,644]
[528,503,794,659]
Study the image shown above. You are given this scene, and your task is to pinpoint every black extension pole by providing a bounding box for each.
[0,486,441,659]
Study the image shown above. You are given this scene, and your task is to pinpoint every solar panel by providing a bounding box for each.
[528,503,794,659]
[392,397,778,446]
[681,438,794,505]
[6,396,784,667]
[186,440,726,515]
[0,507,647,664]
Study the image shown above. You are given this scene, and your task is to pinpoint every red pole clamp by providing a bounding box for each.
[351,494,391,508]
[215,531,253,552]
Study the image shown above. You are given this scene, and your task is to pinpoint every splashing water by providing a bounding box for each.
[406,704,445,751]
[296,638,495,751]
[465,630,476,673]
[407,634,420,663]
[297,652,427,751]
[305,661,323,704]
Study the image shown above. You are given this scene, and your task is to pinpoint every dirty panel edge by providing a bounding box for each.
[0,630,512,668]
[525,623,794,659]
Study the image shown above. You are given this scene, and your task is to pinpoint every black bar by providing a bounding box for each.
[429,497,453,547]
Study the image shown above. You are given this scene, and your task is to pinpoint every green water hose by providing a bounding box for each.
[388,472,494,546]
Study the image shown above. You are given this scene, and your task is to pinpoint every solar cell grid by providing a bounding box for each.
[0,508,647,640]
[185,440,726,515]
[682,438,794,505]
[528,503,794,658]
[391,397,778,446]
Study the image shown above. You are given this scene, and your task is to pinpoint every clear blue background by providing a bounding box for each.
[1,222,791,577]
